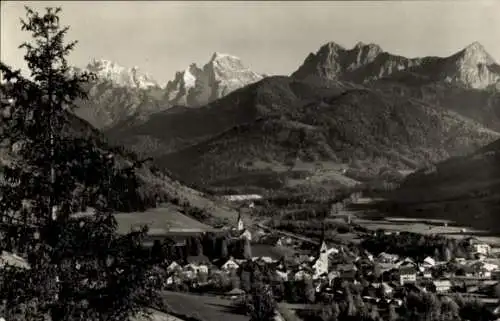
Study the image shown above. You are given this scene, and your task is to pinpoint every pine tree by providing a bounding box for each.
[0,7,159,321]
[303,279,316,304]
[246,283,277,321]
[243,238,252,260]
[387,305,398,321]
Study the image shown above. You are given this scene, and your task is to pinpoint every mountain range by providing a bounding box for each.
[4,39,500,229]
[293,41,500,90]
[73,53,262,129]
[82,41,499,193]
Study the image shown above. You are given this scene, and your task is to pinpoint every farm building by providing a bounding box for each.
[397,267,417,285]
[429,280,452,293]
[222,194,263,202]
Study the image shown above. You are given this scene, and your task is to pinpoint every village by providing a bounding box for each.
[135,192,500,321]
[2,190,500,321]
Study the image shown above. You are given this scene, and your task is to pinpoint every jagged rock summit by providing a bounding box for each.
[73,53,262,129]
[442,42,500,89]
[165,52,263,106]
[85,58,161,89]
[72,59,167,129]
[293,41,500,89]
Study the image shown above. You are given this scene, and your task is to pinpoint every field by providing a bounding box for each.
[137,167,238,222]
[237,160,359,191]
[113,204,213,235]
[349,198,500,246]
[159,291,321,321]
[160,291,248,321]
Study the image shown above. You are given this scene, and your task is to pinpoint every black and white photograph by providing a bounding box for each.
[1,1,500,320]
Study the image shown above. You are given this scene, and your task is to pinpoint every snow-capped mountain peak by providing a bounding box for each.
[85,58,160,89]
[182,64,201,89]
[210,52,240,62]
[165,52,263,106]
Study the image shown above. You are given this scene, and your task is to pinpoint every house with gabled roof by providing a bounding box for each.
[166,261,181,273]
[464,237,491,256]
[378,252,399,264]
[221,257,240,271]
[422,256,436,268]
[275,270,289,281]
[336,263,358,273]
[397,266,417,285]
[397,257,417,268]
[0,251,30,270]
[294,269,312,281]
[429,280,452,293]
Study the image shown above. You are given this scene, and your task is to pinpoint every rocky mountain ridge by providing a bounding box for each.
[165,52,263,106]
[73,53,262,129]
[106,75,500,192]
[78,41,500,193]
[292,41,500,89]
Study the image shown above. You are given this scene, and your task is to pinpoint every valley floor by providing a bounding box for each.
[347,198,500,246]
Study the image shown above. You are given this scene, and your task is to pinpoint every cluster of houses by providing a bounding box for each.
[157,217,500,315]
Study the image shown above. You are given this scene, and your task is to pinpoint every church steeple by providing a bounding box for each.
[237,207,244,231]
[318,222,327,256]
[312,221,329,278]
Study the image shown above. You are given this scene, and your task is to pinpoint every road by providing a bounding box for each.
[256,222,319,245]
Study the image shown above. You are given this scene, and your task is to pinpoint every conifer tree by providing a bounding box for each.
[246,283,277,321]
[0,7,159,321]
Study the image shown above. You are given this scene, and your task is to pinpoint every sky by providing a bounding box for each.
[1,0,500,84]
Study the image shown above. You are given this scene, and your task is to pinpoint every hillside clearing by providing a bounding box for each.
[160,291,248,321]
[113,204,212,234]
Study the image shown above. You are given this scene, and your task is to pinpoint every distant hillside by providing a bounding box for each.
[380,139,500,233]
[105,76,349,157]
[108,76,499,191]
[1,88,236,221]
[368,74,500,131]
[103,41,500,193]
[395,138,500,202]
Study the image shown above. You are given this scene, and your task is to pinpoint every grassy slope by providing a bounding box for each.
[0,101,237,224]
